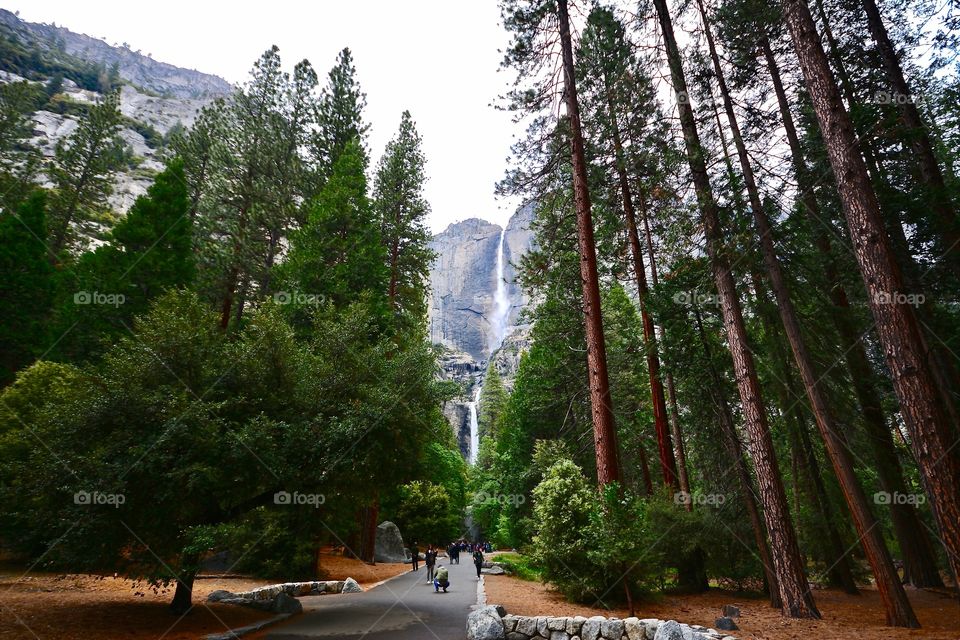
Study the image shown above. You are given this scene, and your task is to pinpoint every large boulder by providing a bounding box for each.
[375,521,407,563]
[271,592,303,614]
[467,605,506,640]
[342,577,363,593]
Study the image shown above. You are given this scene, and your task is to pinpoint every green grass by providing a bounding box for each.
[493,553,542,581]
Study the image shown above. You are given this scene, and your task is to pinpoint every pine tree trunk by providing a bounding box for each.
[640,198,692,498]
[860,0,960,272]
[693,304,782,608]
[170,554,199,615]
[763,39,944,589]
[557,0,620,486]
[696,0,917,622]
[652,0,818,617]
[606,86,678,489]
[783,0,960,586]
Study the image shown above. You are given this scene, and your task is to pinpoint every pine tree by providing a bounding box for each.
[282,139,387,317]
[374,110,434,331]
[55,160,194,362]
[313,47,369,190]
[478,365,508,438]
[649,0,819,618]
[47,90,123,254]
[0,192,54,386]
[782,0,960,585]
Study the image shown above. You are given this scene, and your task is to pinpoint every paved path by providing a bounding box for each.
[264,558,479,639]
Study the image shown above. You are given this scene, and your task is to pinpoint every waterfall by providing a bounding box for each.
[490,227,511,353]
[470,227,512,465]
[468,383,481,464]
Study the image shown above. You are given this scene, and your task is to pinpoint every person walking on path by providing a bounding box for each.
[434,564,450,592]
[425,545,437,584]
[410,543,420,572]
[472,546,484,580]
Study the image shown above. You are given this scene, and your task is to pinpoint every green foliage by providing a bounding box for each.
[53,160,194,362]
[313,47,369,188]
[281,138,387,321]
[494,553,542,580]
[0,192,55,386]
[478,364,508,438]
[374,110,434,332]
[394,480,461,545]
[47,90,123,253]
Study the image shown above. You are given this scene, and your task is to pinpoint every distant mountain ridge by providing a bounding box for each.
[0,8,233,99]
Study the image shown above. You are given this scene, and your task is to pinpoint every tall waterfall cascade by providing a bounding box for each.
[470,228,513,464]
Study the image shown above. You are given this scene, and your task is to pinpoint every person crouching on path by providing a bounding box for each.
[425,545,437,584]
[473,545,484,580]
[434,564,449,592]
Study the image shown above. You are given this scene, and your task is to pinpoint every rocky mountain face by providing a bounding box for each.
[0,10,232,217]
[429,204,536,457]
[0,9,232,99]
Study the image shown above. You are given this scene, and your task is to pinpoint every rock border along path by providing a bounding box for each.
[467,606,740,640]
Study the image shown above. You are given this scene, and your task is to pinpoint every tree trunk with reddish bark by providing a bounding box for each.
[557,0,620,486]
[762,38,944,589]
[783,0,960,586]
[697,0,917,623]
[652,0,818,617]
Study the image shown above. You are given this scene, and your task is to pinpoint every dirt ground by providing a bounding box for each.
[484,573,960,640]
[0,552,409,640]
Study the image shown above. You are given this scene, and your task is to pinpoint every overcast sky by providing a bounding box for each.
[9,0,524,233]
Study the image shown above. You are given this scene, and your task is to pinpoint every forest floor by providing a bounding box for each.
[484,557,960,640]
[0,552,409,640]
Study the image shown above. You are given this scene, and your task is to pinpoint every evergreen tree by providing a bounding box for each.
[374,110,434,331]
[54,160,194,361]
[478,364,508,438]
[313,47,369,189]
[282,138,387,319]
[47,90,123,254]
[0,192,54,386]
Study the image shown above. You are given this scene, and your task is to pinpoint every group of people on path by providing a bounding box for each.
[408,541,490,592]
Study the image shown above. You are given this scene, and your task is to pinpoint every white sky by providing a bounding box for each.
[8,0,523,233]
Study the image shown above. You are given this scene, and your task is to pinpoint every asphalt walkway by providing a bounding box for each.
[264,557,479,639]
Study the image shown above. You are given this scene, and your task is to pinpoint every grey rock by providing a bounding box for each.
[639,619,660,640]
[547,617,567,631]
[537,616,549,637]
[375,521,407,563]
[721,605,739,619]
[516,617,539,636]
[503,615,519,632]
[567,616,586,634]
[467,605,507,640]
[550,631,571,640]
[581,616,606,640]
[206,589,235,603]
[623,618,645,640]
[271,592,303,614]
[506,633,527,640]
[714,618,738,632]
[654,621,684,640]
[342,577,363,593]
[493,604,508,617]
[601,619,624,639]
[483,565,506,575]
